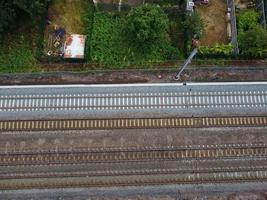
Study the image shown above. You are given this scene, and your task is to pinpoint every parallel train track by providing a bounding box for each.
[2,143,267,189]
[0,84,266,190]
[1,170,267,190]
[1,143,266,166]
[0,116,266,132]
[2,157,267,179]
[0,90,266,112]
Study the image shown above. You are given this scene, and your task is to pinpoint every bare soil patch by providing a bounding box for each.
[43,0,89,57]
[0,65,266,85]
[46,0,89,34]
[198,0,228,45]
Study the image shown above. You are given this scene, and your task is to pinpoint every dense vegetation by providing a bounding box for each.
[238,26,267,58]
[124,5,169,53]
[0,0,50,35]
[237,10,267,58]
[88,5,182,67]
[0,0,50,72]
[183,12,204,40]
[198,43,234,57]
[0,1,266,73]
[238,10,259,31]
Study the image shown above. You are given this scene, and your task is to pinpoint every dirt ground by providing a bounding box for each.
[0,65,266,85]
[43,0,89,57]
[235,0,251,9]
[46,0,89,34]
[198,0,228,46]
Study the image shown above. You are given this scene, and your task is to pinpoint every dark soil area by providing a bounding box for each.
[0,66,266,85]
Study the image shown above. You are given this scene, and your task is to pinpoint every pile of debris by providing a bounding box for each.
[45,22,86,59]
[47,25,66,57]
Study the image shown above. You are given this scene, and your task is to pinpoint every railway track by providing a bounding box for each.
[0,116,266,132]
[0,90,266,112]
[0,83,266,191]
[1,170,267,190]
[1,148,267,190]
[1,157,267,179]
[1,144,266,166]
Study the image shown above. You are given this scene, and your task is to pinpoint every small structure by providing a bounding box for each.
[64,34,86,59]
[187,0,195,12]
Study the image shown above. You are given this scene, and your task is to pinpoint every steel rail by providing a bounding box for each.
[1,170,267,190]
[1,159,267,180]
[0,145,266,166]
[0,91,266,112]
[0,116,266,132]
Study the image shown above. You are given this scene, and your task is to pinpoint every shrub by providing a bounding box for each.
[183,11,204,39]
[238,10,260,32]
[238,26,267,58]
[198,43,234,57]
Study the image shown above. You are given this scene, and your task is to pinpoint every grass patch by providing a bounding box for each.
[0,36,38,73]
[0,14,43,73]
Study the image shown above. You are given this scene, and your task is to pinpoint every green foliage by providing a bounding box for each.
[124,4,169,53]
[0,36,38,73]
[183,12,204,39]
[89,11,182,68]
[238,10,259,32]
[148,0,182,7]
[237,10,267,58]
[238,26,267,58]
[0,0,51,35]
[198,43,234,57]
[84,1,96,61]
[90,12,129,67]
[0,2,16,34]
[13,0,51,16]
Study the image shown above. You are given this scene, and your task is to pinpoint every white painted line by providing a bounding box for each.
[1,82,267,89]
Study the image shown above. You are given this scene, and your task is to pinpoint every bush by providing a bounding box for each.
[237,9,267,58]
[182,11,204,54]
[238,26,267,58]
[183,11,204,39]
[198,43,234,57]
[238,10,259,32]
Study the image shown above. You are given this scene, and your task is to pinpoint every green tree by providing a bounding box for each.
[0,0,50,35]
[238,26,267,58]
[0,2,16,34]
[124,4,169,53]
[13,0,51,16]
[183,12,204,39]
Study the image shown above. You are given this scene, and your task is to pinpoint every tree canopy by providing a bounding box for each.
[183,12,204,39]
[124,4,169,53]
[0,0,50,35]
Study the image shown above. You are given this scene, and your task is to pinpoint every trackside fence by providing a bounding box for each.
[226,0,239,54]
[257,0,267,28]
